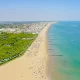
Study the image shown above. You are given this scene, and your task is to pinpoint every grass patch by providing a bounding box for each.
[0,32,37,65]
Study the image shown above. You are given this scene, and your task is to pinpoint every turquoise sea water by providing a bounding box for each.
[47,21,80,80]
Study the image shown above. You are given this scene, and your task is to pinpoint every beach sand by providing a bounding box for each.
[0,22,54,80]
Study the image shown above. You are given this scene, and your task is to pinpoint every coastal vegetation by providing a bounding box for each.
[0,32,37,65]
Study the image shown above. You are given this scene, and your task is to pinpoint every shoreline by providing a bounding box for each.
[0,22,55,80]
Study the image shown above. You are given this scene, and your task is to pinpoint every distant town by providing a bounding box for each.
[0,22,50,34]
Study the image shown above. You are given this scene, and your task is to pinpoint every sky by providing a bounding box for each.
[0,0,80,21]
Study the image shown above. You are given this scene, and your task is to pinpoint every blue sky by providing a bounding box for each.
[0,0,80,21]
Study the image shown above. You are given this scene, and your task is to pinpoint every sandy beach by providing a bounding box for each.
[0,22,54,80]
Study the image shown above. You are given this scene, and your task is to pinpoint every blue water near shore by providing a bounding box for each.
[47,21,80,80]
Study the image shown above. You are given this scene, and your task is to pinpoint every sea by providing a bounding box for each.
[47,21,80,80]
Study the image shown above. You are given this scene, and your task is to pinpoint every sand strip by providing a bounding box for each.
[0,22,54,80]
